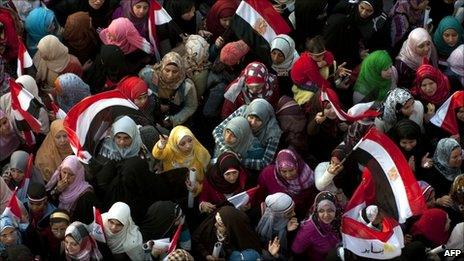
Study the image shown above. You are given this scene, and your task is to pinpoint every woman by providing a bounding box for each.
[35,119,73,182]
[54,73,91,113]
[222,62,279,119]
[199,152,247,214]
[184,35,211,98]
[395,28,438,88]
[102,202,146,260]
[112,0,150,38]
[24,7,60,56]
[410,208,451,248]
[62,11,100,64]
[205,0,239,46]
[33,35,83,88]
[0,7,20,65]
[192,205,261,260]
[214,98,282,170]
[0,109,21,165]
[389,0,429,48]
[258,149,315,218]
[418,181,436,208]
[353,50,398,103]
[153,125,211,195]
[43,209,71,260]
[256,192,297,259]
[445,44,464,90]
[139,52,198,128]
[291,191,341,260]
[375,88,424,133]
[0,215,22,257]
[270,34,299,97]
[64,221,103,260]
[433,16,463,61]
[449,175,464,221]
[46,155,96,223]
[411,64,450,111]
[116,76,156,123]
[164,0,202,50]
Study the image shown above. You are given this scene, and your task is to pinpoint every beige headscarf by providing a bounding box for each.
[153,52,186,91]
[33,35,71,87]
[184,35,210,78]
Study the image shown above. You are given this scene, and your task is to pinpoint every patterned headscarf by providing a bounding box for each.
[55,73,91,112]
[411,64,450,106]
[65,221,102,261]
[184,35,210,78]
[433,138,461,181]
[274,149,314,196]
[153,52,186,90]
[382,88,413,125]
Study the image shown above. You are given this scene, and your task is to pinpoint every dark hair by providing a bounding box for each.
[391,119,421,142]
[306,35,326,54]
[165,0,195,18]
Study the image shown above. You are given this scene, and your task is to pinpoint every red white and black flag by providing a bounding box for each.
[64,90,149,164]
[16,37,33,77]
[148,0,173,60]
[430,90,464,135]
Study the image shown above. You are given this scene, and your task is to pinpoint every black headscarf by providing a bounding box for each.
[140,201,181,241]
[206,152,245,195]
[163,0,197,47]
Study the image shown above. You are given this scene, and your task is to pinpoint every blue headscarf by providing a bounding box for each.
[24,7,58,56]
[55,73,91,112]
[433,16,464,57]
[0,215,21,253]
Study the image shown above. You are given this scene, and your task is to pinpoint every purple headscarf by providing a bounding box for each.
[0,109,20,161]
[274,149,314,196]
[45,155,92,211]
[112,0,149,37]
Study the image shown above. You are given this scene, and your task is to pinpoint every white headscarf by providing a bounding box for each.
[447,44,464,85]
[100,116,143,160]
[396,28,436,70]
[270,34,299,76]
[102,202,145,260]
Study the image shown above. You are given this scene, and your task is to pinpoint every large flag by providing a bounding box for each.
[63,90,149,164]
[89,207,106,243]
[16,37,33,77]
[341,168,405,260]
[430,91,464,135]
[231,0,292,64]
[148,0,173,60]
[228,186,260,208]
[2,188,22,222]
[353,128,426,223]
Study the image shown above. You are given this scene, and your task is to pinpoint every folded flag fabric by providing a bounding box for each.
[430,90,464,135]
[228,186,260,208]
[148,0,173,60]
[89,206,106,243]
[16,37,33,77]
[2,187,22,223]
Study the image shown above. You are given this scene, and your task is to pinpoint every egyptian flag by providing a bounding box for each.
[231,0,292,64]
[2,188,22,222]
[47,93,67,120]
[16,153,34,201]
[16,37,33,77]
[89,207,106,243]
[64,90,149,164]
[148,0,172,60]
[228,186,261,208]
[341,168,405,260]
[320,87,380,122]
[430,91,464,135]
[353,127,426,223]
[167,223,183,254]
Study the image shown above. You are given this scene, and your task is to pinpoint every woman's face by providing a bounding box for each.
[443,28,459,47]
[318,205,336,224]
[271,49,285,65]
[279,166,298,181]
[64,236,81,256]
[114,132,133,149]
[55,130,70,149]
[358,1,374,19]
[399,138,417,152]
[247,115,263,132]
[420,78,438,97]
[29,198,47,215]
[50,221,68,239]
[219,16,232,29]
[181,6,195,21]
[223,169,239,184]
[88,0,105,10]
[177,135,193,154]
[0,227,17,246]
[415,41,431,57]
[381,66,393,80]
[162,64,180,83]
[246,83,264,94]
[108,219,124,234]
[214,213,227,235]
[323,103,337,120]
[448,147,462,168]
[284,206,296,219]
[400,99,415,117]
[10,168,24,183]
[134,92,148,108]
[456,107,464,122]
[224,129,237,145]
[60,167,76,186]
[0,116,12,137]
[132,1,149,19]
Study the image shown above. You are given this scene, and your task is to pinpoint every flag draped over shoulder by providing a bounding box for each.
[63,90,149,164]
[430,91,464,135]
[148,0,173,60]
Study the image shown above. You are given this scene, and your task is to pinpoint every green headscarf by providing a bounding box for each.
[354,50,392,101]
[433,16,464,57]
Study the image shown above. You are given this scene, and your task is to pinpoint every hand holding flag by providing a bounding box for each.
[89,206,106,243]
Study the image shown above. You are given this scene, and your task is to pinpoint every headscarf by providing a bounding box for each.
[33,35,71,87]
[410,208,450,246]
[207,152,246,194]
[223,117,254,157]
[397,28,435,70]
[450,174,464,208]
[55,73,91,112]
[117,0,149,36]
[354,50,393,100]
[9,150,42,201]
[310,191,341,236]
[64,221,103,261]
[62,12,99,59]
[382,88,413,126]
[433,16,464,57]
[447,44,464,86]
[390,119,422,155]
[24,7,58,55]
[163,0,197,36]
[165,125,211,169]
[243,98,282,144]
[274,149,314,196]
[411,64,450,106]
[140,201,182,241]
[256,192,294,250]
[35,119,73,182]
[153,52,186,91]
[9,0,40,21]
[217,206,262,250]
[417,180,435,204]
[116,76,149,108]
[99,17,152,54]
[205,0,239,40]
[0,7,19,62]
[390,0,427,25]
[220,40,250,66]
[184,35,210,78]
[0,57,10,97]
[224,62,278,105]
[270,34,299,76]
[433,138,461,181]
[102,202,144,260]
[45,155,92,211]
[0,109,20,161]
[100,116,143,160]
[0,215,20,252]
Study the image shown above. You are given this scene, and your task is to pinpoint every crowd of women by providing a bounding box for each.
[0,0,463,260]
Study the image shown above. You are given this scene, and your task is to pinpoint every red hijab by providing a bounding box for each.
[410,208,450,246]
[205,0,239,41]
[411,64,450,106]
[0,8,19,62]
[116,76,149,108]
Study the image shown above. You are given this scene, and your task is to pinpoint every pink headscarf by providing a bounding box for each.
[396,28,437,70]
[274,149,314,196]
[99,17,152,55]
[45,155,92,211]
